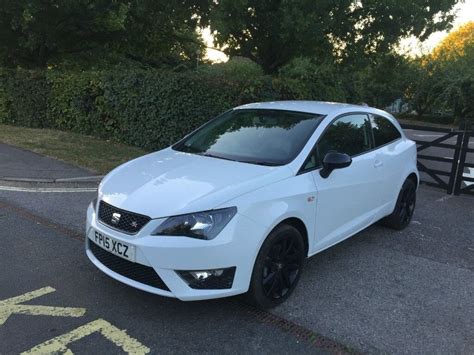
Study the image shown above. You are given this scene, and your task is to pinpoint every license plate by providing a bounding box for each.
[88,229,136,262]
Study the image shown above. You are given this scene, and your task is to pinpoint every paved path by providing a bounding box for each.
[0,143,94,180]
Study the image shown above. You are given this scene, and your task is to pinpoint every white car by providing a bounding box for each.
[86,101,418,308]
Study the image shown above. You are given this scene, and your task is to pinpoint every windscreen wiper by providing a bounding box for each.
[198,152,239,162]
[241,160,281,166]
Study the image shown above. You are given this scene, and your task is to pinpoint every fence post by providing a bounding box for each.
[447,120,465,194]
[453,119,472,195]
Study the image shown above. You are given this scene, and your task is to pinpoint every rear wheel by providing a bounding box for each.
[382,179,417,230]
[246,224,305,309]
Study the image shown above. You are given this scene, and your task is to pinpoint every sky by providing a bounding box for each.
[201,27,228,63]
[398,0,474,56]
[203,0,474,62]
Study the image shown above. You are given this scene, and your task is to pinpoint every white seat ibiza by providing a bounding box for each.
[86,101,418,308]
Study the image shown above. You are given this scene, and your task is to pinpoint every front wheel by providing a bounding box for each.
[245,224,306,309]
[382,179,417,230]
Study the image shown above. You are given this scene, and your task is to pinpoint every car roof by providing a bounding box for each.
[234,100,371,116]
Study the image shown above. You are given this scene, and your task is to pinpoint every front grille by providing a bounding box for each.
[98,201,150,234]
[89,241,170,291]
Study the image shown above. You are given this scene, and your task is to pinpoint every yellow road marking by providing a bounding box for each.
[0,286,86,325]
[22,318,150,354]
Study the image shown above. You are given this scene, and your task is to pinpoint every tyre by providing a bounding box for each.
[246,224,306,309]
[382,179,417,230]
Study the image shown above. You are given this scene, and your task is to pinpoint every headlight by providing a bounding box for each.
[152,207,237,240]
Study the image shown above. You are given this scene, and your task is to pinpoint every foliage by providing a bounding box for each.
[47,70,104,132]
[275,57,347,102]
[405,21,474,120]
[0,68,279,151]
[0,69,48,127]
[2,14,472,149]
[404,58,441,117]
[0,75,11,123]
[432,22,474,60]
[95,70,248,149]
[345,54,414,108]
[432,22,474,119]
[210,0,459,73]
[273,54,413,108]
[198,57,264,81]
[0,0,211,69]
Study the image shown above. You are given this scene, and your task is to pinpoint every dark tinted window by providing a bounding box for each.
[317,114,372,159]
[370,115,401,147]
[173,109,324,166]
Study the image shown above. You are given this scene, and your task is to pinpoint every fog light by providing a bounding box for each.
[190,269,224,280]
[177,267,236,290]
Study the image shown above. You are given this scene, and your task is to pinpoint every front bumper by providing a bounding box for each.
[85,202,265,301]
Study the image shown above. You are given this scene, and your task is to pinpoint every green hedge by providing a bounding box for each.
[0,66,389,151]
[96,71,278,149]
[0,69,284,150]
[1,64,466,152]
[0,69,49,128]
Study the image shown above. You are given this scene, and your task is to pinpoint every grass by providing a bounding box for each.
[0,124,147,174]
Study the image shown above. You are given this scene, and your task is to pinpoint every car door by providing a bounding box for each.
[369,114,404,211]
[301,113,385,252]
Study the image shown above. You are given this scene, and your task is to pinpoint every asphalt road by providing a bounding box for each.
[0,193,339,354]
[0,183,473,354]
[0,143,94,180]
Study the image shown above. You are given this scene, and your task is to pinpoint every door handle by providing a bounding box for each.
[374,160,383,168]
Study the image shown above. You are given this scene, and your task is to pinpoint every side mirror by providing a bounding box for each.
[320,152,352,178]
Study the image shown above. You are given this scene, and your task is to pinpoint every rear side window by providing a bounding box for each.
[317,114,373,159]
[370,115,402,147]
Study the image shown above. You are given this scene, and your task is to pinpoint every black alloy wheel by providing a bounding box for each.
[262,234,302,299]
[399,183,416,225]
[246,224,305,309]
[382,178,417,230]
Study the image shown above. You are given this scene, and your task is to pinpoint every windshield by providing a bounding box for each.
[173,109,324,166]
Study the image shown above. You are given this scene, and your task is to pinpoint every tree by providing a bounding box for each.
[405,22,474,119]
[276,57,347,102]
[0,0,129,68]
[210,0,459,73]
[432,21,474,60]
[432,22,474,119]
[404,58,443,117]
[110,0,211,68]
[0,0,211,69]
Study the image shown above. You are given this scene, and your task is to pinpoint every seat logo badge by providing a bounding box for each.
[111,212,121,225]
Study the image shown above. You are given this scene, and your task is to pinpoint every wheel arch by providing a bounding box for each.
[274,217,309,257]
[406,172,419,188]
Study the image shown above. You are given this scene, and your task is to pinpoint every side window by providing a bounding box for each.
[302,148,319,171]
[370,115,402,147]
[317,114,372,159]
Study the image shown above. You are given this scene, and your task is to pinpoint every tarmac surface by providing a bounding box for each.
[0,143,95,180]
[0,135,473,354]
